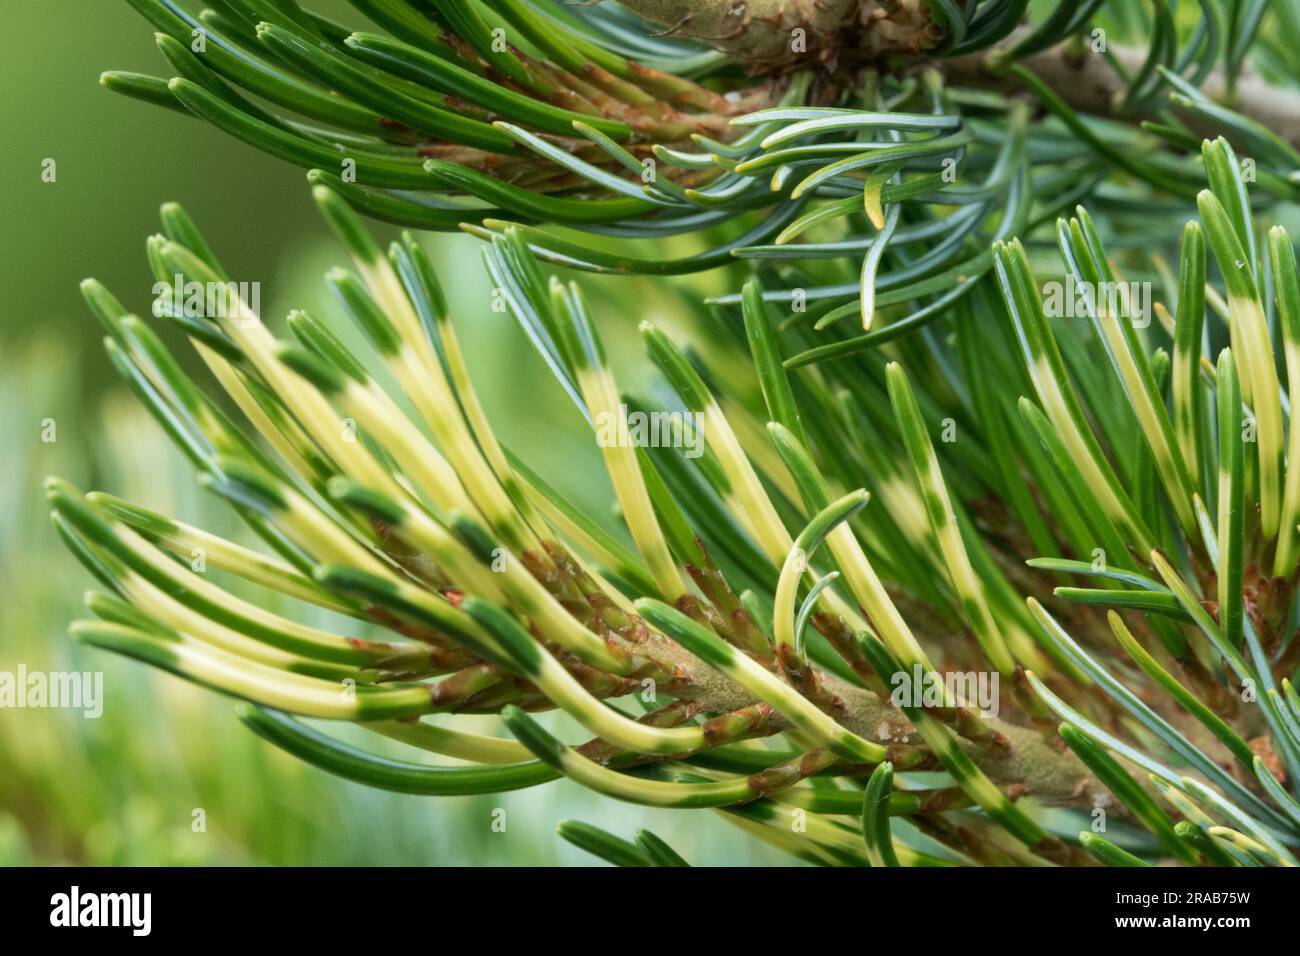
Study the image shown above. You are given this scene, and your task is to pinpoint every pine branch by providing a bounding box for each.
[945,33,1300,151]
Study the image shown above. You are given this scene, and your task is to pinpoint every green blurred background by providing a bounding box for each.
[0,1,784,865]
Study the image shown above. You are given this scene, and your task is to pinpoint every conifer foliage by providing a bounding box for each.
[52,0,1300,864]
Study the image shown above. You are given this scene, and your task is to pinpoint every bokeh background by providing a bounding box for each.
[0,1,784,865]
